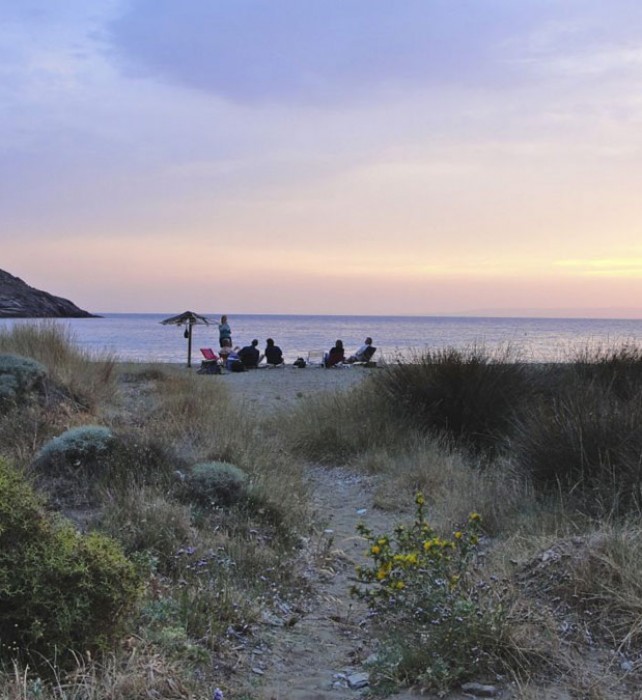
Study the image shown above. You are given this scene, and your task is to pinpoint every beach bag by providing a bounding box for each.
[198,361,221,375]
[228,359,246,373]
[293,357,307,368]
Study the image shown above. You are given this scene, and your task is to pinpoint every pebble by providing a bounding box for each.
[346,672,369,689]
[461,682,498,697]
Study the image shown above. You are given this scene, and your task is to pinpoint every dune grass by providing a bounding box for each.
[274,344,642,693]
[2,332,642,697]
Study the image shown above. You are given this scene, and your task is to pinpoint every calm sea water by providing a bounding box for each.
[2,313,642,364]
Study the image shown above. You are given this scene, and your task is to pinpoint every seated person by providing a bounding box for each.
[347,337,376,363]
[261,338,284,366]
[238,339,260,369]
[225,348,245,372]
[324,339,345,368]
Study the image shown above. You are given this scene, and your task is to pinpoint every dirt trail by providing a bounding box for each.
[221,370,452,699]
[252,464,421,700]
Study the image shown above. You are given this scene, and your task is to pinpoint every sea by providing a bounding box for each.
[2,313,642,365]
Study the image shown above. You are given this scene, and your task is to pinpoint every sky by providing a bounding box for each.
[2,0,642,317]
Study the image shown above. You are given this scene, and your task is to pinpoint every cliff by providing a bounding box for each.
[0,269,97,318]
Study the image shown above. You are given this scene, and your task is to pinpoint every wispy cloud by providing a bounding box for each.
[555,257,642,277]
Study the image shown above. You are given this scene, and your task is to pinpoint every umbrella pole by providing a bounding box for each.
[187,322,193,368]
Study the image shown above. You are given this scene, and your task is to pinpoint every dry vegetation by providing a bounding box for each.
[1,326,642,699]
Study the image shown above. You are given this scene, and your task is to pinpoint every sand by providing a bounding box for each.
[214,363,375,410]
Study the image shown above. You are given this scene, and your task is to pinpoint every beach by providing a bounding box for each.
[215,363,374,410]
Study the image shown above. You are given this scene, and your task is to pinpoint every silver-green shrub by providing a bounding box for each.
[184,461,247,507]
[0,353,47,406]
[35,425,114,475]
[31,426,115,506]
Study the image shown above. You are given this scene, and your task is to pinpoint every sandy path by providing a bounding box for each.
[251,464,420,700]
[116,365,492,698]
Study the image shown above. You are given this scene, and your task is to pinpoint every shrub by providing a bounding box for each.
[513,385,642,517]
[373,346,532,454]
[182,462,248,508]
[0,354,47,406]
[31,425,115,506]
[34,425,114,473]
[352,494,504,692]
[31,427,183,507]
[0,458,141,668]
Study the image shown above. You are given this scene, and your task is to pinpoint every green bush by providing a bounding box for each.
[373,346,532,454]
[183,462,247,507]
[0,458,141,668]
[0,354,47,406]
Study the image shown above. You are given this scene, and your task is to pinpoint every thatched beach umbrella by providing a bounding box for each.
[160,311,210,368]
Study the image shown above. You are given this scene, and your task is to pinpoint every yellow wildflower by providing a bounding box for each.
[454,531,463,540]
[370,545,381,555]
[415,493,425,506]
[469,512,481,522]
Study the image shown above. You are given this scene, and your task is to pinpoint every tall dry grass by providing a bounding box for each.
[0,322,116,411]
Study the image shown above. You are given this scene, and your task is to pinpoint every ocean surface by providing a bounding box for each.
[2,313,642,365]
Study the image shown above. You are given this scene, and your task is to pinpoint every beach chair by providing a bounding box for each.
[355,346,377,366]
[198,348,221,374]
[306,350,325,367]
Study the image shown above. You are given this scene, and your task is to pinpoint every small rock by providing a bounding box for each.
[621,660,634,672]
[260,611,283,626]
[251,667,264,676]
[346,672,369,689]
[461,682,498,697]
[356,509,367,515]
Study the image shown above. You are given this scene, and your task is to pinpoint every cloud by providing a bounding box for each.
[555,257,642,278]
[105,0,560,105]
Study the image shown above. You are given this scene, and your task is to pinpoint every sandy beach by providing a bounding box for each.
[215,363,375,410]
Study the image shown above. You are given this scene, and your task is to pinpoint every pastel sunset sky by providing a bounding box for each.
[2,1,642,316]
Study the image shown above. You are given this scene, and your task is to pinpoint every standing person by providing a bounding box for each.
[261,338,284,366]
[218,315,232,349]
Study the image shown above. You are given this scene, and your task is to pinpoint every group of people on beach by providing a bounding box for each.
[213,315,376,371]
[216,315,284,371]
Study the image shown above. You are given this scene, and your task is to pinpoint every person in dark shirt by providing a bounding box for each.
[238,339,260,368]
[324,339,345,368]
[262,338,284,366]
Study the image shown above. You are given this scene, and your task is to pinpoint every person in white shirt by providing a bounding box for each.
[347,337,375,363]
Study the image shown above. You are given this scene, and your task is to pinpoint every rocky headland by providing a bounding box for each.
[0,269,97,318]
